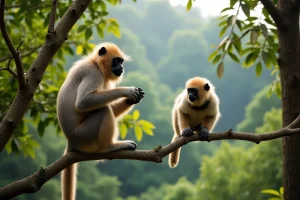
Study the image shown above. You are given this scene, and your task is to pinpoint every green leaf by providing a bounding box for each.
[262,51,271,69]
[99,0,107,11]
[77,25,87,33]
[255,62,263,77]
[243,52,259,68]
[261,189,281,197]
[138,120,155,129]
[220,7,233,13]
[279,187,284,195]
[186,0,192,11]
[119,123,127,139]
[85,28,93,40]
[230,0,238,7]
[217,62,224,79]
[228,52,240,63]
[208,50,219,62]
[212,54,222,65]
[26,147,35,159]
[241,3,250,17]
[260,24,268,38]
[96,26,104,39]
[133,110,140,121]
[267,198,281,200]
[219,26,227,38]
[134,125,143,142]
[76,45,84,55]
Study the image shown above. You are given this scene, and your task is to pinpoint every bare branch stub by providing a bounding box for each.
[48,0,57,33]
[0,0,26,88]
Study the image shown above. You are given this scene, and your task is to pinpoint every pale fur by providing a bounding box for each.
[169,77,221,168]
[57,42,140,200]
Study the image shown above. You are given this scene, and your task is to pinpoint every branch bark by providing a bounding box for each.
[259,0,290,30]
[1,115,300,199]
[0,0,92,152]
[0,0,26,88]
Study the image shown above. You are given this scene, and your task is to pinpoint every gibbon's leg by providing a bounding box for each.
[97,106,137,152]
[198,115,219,141]
[169,110,183,168]
[110,99,134,118]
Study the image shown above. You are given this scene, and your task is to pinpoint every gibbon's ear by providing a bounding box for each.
[98,47,107,56]
[204,83,210,91]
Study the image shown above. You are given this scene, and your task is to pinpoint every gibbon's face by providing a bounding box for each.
[98,45,125,79]
[186,77,211,105]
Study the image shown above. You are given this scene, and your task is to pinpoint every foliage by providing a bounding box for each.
[207,0,280,91]
[194,108,282,200]
[261,187,284,200]
[1,0,152,158]
[236,86,281,132]
[119,110,155,142]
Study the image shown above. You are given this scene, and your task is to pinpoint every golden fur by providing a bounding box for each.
[169,77,220,168]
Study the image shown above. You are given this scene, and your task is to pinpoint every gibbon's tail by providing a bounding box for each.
[61,148,78,200]
[168,136,181,168]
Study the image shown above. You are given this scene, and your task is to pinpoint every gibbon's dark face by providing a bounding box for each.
[111,57,124,76]
[98,47,124,77]
[187,88,198,102]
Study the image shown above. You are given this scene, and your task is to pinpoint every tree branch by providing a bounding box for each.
[259,0,290,30]
[0,0,92,152]
[48,0,57,33]
[1,115,300,199]
[0,57,17,77]
[0,0,26,89]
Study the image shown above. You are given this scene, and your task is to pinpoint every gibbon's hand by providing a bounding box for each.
[126,87,145,105]
[182,127,195,137]
[198,126,209,141]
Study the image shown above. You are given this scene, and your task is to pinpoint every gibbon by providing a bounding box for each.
[168,77,220,168]
[57,42,145,200]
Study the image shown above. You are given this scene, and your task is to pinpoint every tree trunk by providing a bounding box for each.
[278,0,300,199]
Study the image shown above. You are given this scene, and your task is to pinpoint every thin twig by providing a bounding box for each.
[0,57,17,77]
[48,0,57,33]
[0,0,26,88]
[1,115,300,199]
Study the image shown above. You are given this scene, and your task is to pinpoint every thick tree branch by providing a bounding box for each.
[259,0,290,30]
[0,0,92,152]
[0,0,26,88]
[1,115,300,199]
[48,0,57,33]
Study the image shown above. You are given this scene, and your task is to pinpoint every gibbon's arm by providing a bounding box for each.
[75,75,129,112]
[177,111,190,132]
[203,115,219,131]
[110,99,134,118]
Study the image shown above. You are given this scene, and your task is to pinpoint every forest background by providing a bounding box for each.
[0,1,283,200]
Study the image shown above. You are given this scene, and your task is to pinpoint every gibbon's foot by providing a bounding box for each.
[182,127,194,137]
[123,140,137,150]
[198,127,209,141]
[126,88,145,105]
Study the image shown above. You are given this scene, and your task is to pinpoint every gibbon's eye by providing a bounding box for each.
[98,47,107,56]
[204,83,210,91]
